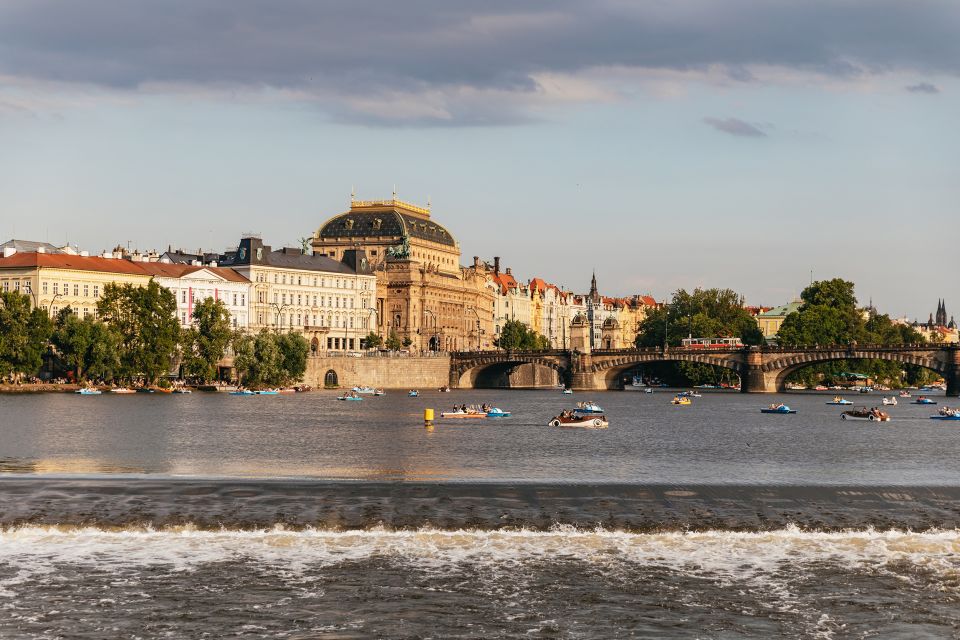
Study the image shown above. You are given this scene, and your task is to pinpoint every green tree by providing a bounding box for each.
[363,332,383,349]
[0,291,53,379]
[635,288,763,348]
[182,298,233,382]
[97,280,180,383]
[277,332,309,383]
[494,319,550,351]
[385,330,403,351]
[51,312,120,382]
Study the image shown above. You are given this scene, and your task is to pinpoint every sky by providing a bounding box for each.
[1,0,957,320]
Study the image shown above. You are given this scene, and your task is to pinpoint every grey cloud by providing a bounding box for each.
[906,82,940,93]
[0,0,958,125]
[703,117,767,137]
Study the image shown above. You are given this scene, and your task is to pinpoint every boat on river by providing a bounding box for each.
[485,408,511,418]
[171,389,192,394]
[826,396,853,405]
[882,397,897,406]
[913,397,937,405]
[337,393,363,401]
[678,391,702,398]
[438,386,451,393]
[110,388,135,394]
[574,401,604,414]
[440,410,486,419]
[899,390,912,398]
[548,413,608,429]
[229,390,255,396]
[75,388,102,395]
[760,404,796,414]
[352,386,376,395]
[671,396,692,405]
[561,388,573,395]
[408,390,419,397]
[254,390,279,395]
[841,407,891,422]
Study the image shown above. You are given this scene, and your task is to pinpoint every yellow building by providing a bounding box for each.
[312,197,495,351]
[0,251,153,317]
[757,300,803,339]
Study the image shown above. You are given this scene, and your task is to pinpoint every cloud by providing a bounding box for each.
[906,82,940,93]
[0,0,958,125]
[703,117,767,137]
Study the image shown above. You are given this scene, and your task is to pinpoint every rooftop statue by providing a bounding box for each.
[387,234,411,259]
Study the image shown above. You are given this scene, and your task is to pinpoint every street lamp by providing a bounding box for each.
[663,299,670,351]
[48,292,64,318]
[367,307,379,348]
[269,302,290,331]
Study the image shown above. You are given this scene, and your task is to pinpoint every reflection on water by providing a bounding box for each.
[0,389,957,483]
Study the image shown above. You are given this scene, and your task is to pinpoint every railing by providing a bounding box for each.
[311,350,449,358]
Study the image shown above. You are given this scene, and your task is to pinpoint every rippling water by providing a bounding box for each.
[0,389,957,483]
[1,390,958,637]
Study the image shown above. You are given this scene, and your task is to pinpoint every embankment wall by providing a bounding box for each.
[304,355,451,389]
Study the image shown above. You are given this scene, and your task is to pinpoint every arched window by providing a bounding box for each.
[324,369,338,387]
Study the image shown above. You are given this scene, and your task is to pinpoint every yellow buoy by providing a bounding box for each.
[424,408,434,428]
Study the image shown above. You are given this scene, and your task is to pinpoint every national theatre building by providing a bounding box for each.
[312,197,495,351]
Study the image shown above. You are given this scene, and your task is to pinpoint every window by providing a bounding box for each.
[282,294,287,305]
[241,294,245,306]
[298,295,302,306]
[233,294,237,306]
[312,295,317,306]
[182,291,187,304]
[93,285,99,298]
[73,284,79,296]
[83,285,89,297]
[274,274,278,284]
[53,283,58,294]
[14,281,19,291]
[42,281,48,294]
[297,276,301,286]
[274,293,279,303]
[313,278,317,287]
[297,314,302,326]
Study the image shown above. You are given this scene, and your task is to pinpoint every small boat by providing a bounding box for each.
[826,397,853,405]
[678,391,702,398]
[841,408,891,422]
[913,397,937,405]
[373,389,386,396]
[898,390,912,398]
[814,385,828,391]
[229,390,255,396]
[171,389,192,394]
[930,409,960,420]
[337,394,363,401]
[881,397,897,406]
[440,410,486,419]
[548,413,608,429]
[408,390,419,397]
[352,386,376,395]
[135,388,155,394]
[75,388,102,395]
[293,384,312,392]
[760,404,796,414]
[254,390,279,395]
[561,388,573,395]
[110,388,135,394]
[153,387,173,394]
[670,395,691,405]
[574,401,605,414]
[438,386,451,393]
[644,388,653,394]
[485,408,511,418]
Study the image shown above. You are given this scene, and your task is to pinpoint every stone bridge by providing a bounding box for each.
[449,345,960,394]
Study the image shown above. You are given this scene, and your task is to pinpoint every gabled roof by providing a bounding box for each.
[0,253,250,283]
[0,239,64,254]
[759,301,803,317]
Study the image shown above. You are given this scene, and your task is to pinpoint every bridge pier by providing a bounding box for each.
[946,347,960,397]
[739,349,775,393]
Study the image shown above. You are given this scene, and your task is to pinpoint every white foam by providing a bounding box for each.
[0,524,957,579]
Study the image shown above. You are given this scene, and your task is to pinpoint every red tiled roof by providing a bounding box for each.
[0,253,249,283]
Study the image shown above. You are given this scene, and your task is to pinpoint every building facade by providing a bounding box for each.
[312,198,495,351]
[227,236,377,352]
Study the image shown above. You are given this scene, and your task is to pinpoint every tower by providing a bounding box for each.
[936,299,947,327]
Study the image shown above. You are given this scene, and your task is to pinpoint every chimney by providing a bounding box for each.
[2,247,16,257]
[473,256,480,268]
[207,261,217,267]
[160,257,172,264]
[191,260,202,266]
[37,246,45,254]
[506,267,512,275]
[80,251,89,257]
[494,256,500,275]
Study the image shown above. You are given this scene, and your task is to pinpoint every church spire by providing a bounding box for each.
[589,271,599,303]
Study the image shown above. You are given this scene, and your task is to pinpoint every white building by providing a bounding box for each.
[139,262,251,329]
[227,236,377,352]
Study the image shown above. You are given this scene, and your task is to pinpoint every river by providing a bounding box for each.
[0,389,958,637]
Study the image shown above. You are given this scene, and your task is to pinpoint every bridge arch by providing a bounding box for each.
[587,352,745,390]
[452,353,569,389]
[764,349,949,392]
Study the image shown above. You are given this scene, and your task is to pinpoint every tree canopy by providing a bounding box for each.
[232,330,309,388]
[97,280,181,383]
[495,319,550,351]
[181,298,234,382]
[634,288,763,348]
[51,310,120,382]
[0,291,53,379]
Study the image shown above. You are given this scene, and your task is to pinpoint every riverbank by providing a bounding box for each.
[0,383,79,394]
[1,479,958,532]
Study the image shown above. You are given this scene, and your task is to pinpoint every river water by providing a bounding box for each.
[1,389,958,637]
